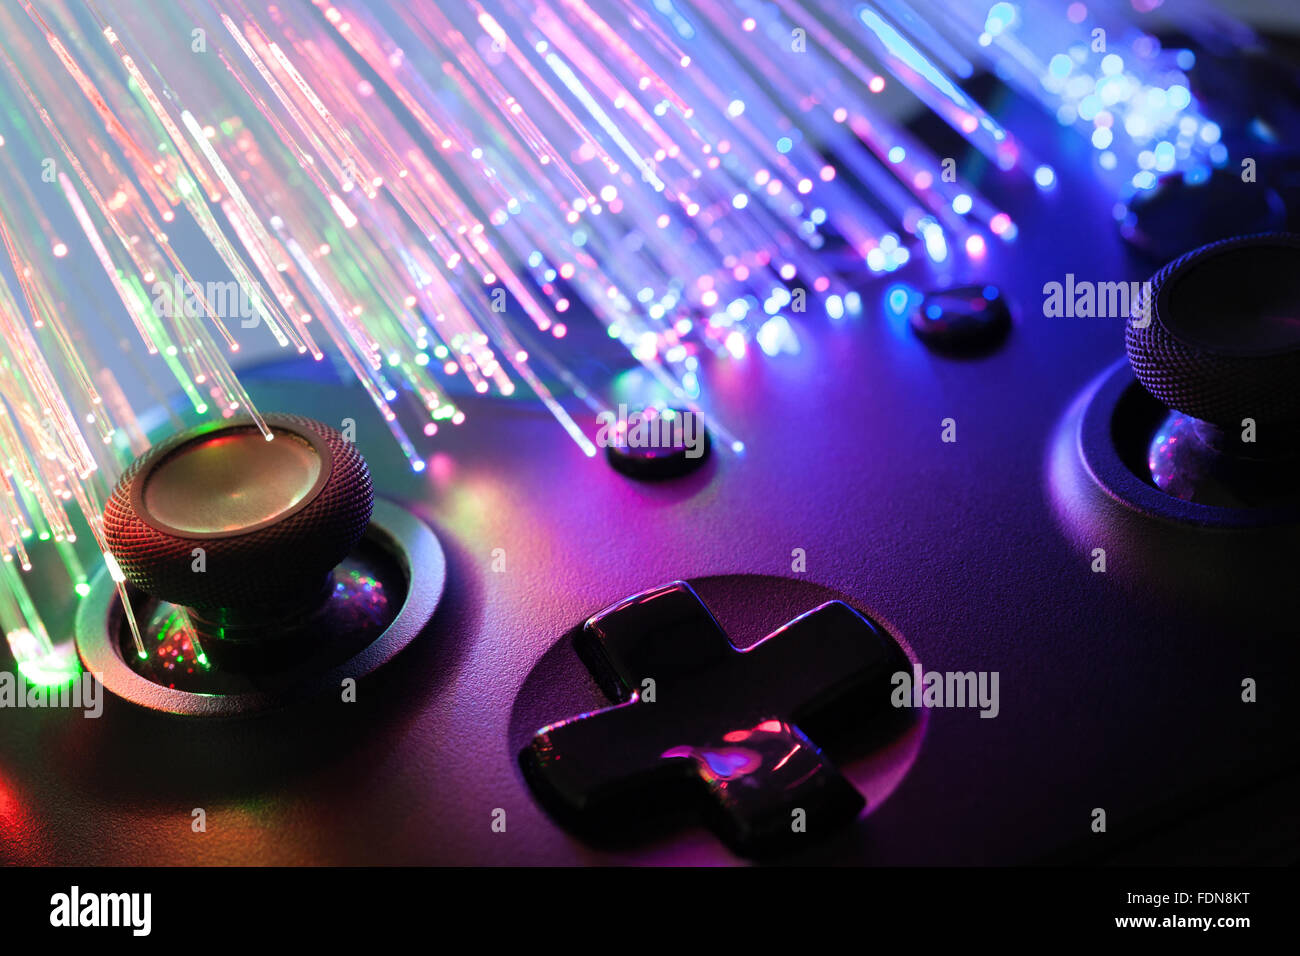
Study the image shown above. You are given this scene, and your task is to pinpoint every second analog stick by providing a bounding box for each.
[1125,232,1300,433]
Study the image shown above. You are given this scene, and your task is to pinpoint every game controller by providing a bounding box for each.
[4,221,1290,867]
[2,1,1299,872]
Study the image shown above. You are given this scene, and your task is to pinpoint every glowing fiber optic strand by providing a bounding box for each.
[739,0,1018,251]
[127,0,1037,435]
[849,3,1039,175]
[0,5,270,672]
[0,0,1096,677]
[226,0,718,438]
[362,0,737,352]
[905,0,1227,192]
[221,7,575,456]
[198,0,780,442]
[91,3,470,467]
[511,1,855,341]
[335,0,811,345]
[0,212,149,663]
[0,15,273,435]
[596,0,1029,283]
[596,1,859,286]
[688,0,996,265]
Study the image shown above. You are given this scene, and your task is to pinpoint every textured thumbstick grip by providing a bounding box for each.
[103,414,373,616]
[1125,232,1300,429]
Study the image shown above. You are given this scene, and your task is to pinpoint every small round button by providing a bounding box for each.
[909,284,1011,353]
[604,408,711,480]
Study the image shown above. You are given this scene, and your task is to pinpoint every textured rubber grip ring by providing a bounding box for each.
[103,414,373,615]
[1125,232,1300,429]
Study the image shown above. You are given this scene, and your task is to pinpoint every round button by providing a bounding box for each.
[104,414,373,618]
[909,284,1011,353]
[605,408,711,480]
[1125,232,1300,429]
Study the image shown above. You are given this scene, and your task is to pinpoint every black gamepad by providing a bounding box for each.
[1,0,1297,884]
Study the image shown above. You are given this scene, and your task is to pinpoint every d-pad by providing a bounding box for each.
[519,581,904,858]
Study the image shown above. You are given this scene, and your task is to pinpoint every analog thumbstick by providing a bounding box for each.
[1125,232,1300,430]
[103,414,373,633]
